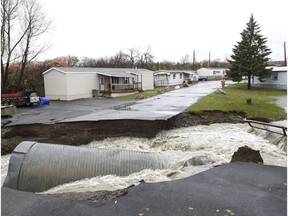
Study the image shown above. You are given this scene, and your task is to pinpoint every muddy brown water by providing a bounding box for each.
[1,111,245,155]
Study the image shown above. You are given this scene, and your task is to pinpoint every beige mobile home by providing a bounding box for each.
[43,67,154,100]
[197,67,228,80]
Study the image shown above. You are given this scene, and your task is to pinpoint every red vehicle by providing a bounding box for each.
[1,91,40,106]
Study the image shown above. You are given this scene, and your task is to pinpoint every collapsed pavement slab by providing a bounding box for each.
[1,162,286,216]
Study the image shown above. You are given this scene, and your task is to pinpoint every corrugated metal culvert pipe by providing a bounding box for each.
[3,141,165,192]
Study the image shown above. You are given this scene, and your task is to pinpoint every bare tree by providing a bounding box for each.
[135,46,154,69]
[109,51,129,67]
[126,48,137,68]
[55,55,79,67]
[143,46,154,67]
[1,0,51,92]
[79,56,98,67]
[136,49,144,68]
[180,54,190,65]
[179,54,192,69]
[1,0,20,92]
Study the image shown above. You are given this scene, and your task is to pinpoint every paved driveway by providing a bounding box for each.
[5,81,229,126]
[63,80,229,122]
[4,99,131,126]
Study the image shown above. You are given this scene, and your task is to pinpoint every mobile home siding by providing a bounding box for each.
[66,73,98,100]
[154,70,197,87]
[197,68,227,79]
[44,69,68,100]
[43,67,154,101]
[168,73,183,85]
[252,67,287,90]
[140,73,154,90]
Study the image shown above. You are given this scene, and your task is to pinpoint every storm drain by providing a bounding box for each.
[3,141,165,192]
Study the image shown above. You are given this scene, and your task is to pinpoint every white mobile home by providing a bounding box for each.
[43,67,154,100]
[197,68,228,80]
[154,70,198,87]
[252,66,287,90]
[43,67,98,100]
[129,69,154,90]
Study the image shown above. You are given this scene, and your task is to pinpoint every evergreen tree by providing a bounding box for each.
[227,14,272,89]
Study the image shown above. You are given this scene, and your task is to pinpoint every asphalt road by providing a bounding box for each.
[2,162,287,216]
[5,80,227,126]
[2,81,287,215]
[4,80,286,126]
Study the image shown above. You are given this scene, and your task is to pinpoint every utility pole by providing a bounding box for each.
[284,41,287,66]
[208,51,211,67]
[193,50,195,65]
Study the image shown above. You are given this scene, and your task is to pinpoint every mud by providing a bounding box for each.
[1,111,245,155]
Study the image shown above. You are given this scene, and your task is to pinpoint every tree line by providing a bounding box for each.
[0,0,229,95]
[41,49,231,71]
[1,0,51,94]
[8,52,230,96]
[1,0,279,95]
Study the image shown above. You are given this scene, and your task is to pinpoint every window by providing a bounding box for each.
[273,72,278,81]
[100,77,104,85]
[180,73,182,79]
[124,77,129,84]
[112,77,119,84]
[213,71,220,75]
[173,74,176,79]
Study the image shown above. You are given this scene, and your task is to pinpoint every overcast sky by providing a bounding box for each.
[38,0,287,63]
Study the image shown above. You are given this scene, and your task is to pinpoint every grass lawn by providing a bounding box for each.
[114,86,171,101]
[186,83,287,121]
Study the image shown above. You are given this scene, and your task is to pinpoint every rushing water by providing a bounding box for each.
[1,122,287,194]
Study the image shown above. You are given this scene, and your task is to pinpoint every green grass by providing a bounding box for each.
[114,86,171,101]
[187,83,287,121]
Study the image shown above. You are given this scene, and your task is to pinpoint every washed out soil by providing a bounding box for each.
[1,110,246,203]
[1,111,245,155]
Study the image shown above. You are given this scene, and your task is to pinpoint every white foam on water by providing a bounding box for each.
[87,123,287,168]
[2,122,287,194]
[1,154,11,186]
[40,169,175,194]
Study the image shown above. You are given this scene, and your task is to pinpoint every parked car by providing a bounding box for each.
[198,77,208,81]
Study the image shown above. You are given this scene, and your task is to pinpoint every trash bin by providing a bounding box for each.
[92,89,98,97]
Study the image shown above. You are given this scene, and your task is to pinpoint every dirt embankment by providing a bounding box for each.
[1,111,245,155]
